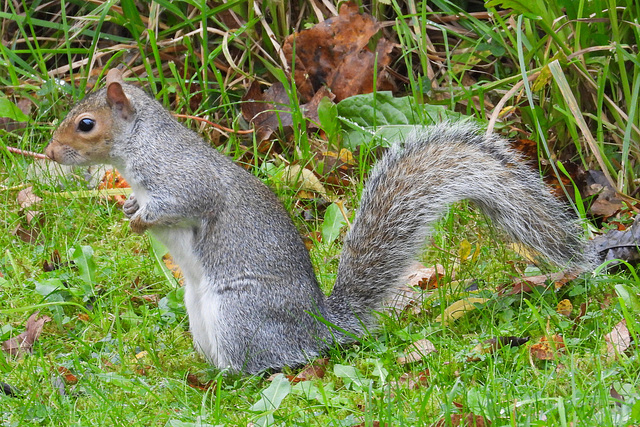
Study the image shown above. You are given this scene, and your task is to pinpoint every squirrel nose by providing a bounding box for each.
[44,141,56,161]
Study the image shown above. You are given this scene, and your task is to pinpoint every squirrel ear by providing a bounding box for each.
[105,69,134,120]
[105,68,124,85]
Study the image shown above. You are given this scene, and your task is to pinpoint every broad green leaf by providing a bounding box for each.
[71,245,96,297]
[615,284,640,312]
[333,364,371,390]
[485,0,545,19]
[249,373,291,411]
[0,97,29,121]
[322,202,347,245]
[337,92,417,127]
[336,92,466,149]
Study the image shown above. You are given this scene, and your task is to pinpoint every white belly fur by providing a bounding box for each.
[131,188,226,367]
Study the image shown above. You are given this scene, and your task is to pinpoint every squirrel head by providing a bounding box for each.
[45,68,136,165]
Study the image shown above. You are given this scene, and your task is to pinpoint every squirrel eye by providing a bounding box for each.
[77,118,95,132]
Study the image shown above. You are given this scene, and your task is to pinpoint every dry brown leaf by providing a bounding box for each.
[241,81,293,142]
[529,335,565,361]
[390,370,430,390]
[11,223,41,244]
[284,357,329,383]
[17,186,42,225]
[241,82,334,142]
[186,373,214,390]
[499,271,578,296]
[406,262,446,290]
[57,366,78,384]
[605,319,631,359]
[556,299,573,317]
[2,312,51,356]
[282,1,395,103]
[397,339,437,365]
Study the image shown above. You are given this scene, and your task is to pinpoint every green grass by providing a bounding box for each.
[1,1,640,426]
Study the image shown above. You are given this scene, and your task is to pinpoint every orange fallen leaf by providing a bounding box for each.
[556,299,573,317]
[98,169,130,206]
[163,253,183,283]
[529,335,565,361]
[57,366,78,384]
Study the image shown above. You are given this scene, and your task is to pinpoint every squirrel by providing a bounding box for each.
[45,68,594,374]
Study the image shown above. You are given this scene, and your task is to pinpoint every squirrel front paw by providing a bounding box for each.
[123,195,150,234]
[123,195,139,218]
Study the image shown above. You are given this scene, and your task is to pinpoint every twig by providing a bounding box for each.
[5,146,48,160]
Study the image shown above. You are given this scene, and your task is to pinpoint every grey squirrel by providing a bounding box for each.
[45,68,594,374]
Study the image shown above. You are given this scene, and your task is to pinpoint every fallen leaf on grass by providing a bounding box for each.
[1,312,51,356]
[186,373,214,391]
[556,299,573,317]
[389,369,430,390]
[581,169,625,218]
[604,319,631,360]
[281,358,329,383]
[499,271,578,296]
[12,186,44,243]
[11,224,41,244]
[435,297,489,325]
[279,164,331,201]
[397,339,437,364]
[131,294,160,304]
[57,366,78,384]
[241,81,334,142]
[406,262,446,290]
[385,262,443,315]
[529,335,565,361]
[98,169,130,206]
[17,186,42,224]
[318,149,356,189]
[163,254,183,283]
[354,421,387,427]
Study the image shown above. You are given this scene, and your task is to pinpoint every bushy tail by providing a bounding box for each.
[327,122,594,333]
